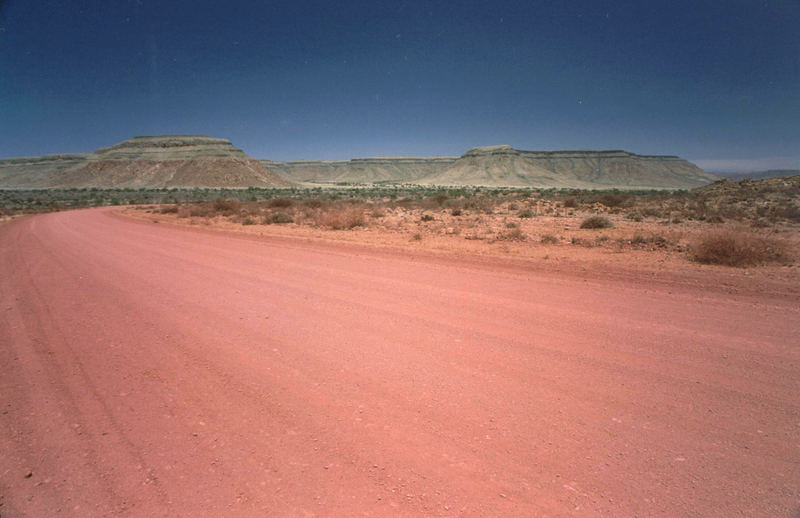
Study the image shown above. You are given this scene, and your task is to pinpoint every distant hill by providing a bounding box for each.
[267,145,717,190]
[714,169,800,181]
[0,136,291,188]
[1,138,718,190]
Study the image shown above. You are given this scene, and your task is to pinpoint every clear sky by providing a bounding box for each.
[1,0,798,171]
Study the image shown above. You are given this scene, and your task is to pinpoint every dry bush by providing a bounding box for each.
[317,206,365,230]
[630,233,668,248]
[496,228,526,241]
[570,237,594,247]
[158,205,179,214]
[264,211,293,224]
[580,216,613,229]
[641,207,663,218]
[268,198,294,208]
[213,198,240,214]
[690,230,791,267]
[598,194,631,208]
[540,234,559,244]
[464,196,498,214]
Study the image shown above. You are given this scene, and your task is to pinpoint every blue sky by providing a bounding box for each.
[1,0,798,171]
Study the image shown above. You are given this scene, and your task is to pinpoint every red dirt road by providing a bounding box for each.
[1,208,798,517]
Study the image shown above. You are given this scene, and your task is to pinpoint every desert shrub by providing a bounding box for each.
[463,196,497,213]
[371,209,386,218]
[598,194,630,208]
[631,234,668,247]
[641,207,662,218]
[517,209,534,218]
[562,197,578,208]
[751,218,771,228]
[213,198,240,214]
[580,216,613,229]
[540,234,559,244]
[188,206,208,217]
[690,231,790,266]
[241,217,256,225]
[773,204,800,222]
[319,206,365,230]
[508,203,519,211]
[625,211,643,222]
[159,205,179,214]
[505,222,518,228]
[497,228,526,241]
[412,233,422,241]
[420,214,435,222]
[450,208,463,216]
[268,197,294,208]
[303,198,324,208]
[265,211,293,224]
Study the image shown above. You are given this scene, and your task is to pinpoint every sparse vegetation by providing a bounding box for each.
[5,176,798,269]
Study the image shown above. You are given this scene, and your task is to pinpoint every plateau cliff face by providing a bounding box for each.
[515,149,717,188]
[0,136,290,188]
[267,145,716,189]
[262,156,458,184]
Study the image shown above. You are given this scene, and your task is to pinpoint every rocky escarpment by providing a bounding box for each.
[0,154,91,188]
[268,145,716,189]
[0,136,291,188]
[263,156,458,184]
[416,146,590,188]
[515,149,717,189]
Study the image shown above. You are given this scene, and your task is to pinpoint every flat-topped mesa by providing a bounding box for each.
[0,135,291,188]
[94,136,249,161]
[414,146,718,188]
[463,145,518,157]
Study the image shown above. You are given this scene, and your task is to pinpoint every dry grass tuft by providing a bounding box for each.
[690,230,791,267]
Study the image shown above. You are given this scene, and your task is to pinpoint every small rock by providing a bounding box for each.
[24,470,33,478]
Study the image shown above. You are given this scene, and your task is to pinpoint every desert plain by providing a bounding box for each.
[1,137,799,517]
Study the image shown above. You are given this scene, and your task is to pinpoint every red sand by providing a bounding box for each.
[1,208,798,516]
